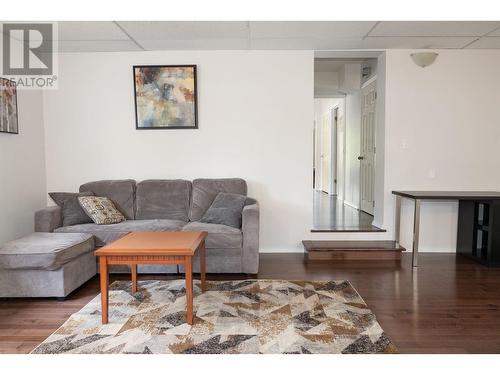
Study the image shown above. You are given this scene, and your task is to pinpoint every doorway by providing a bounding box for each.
[314,98,344,197]
[312,57,381,231]
[319,106,339,195]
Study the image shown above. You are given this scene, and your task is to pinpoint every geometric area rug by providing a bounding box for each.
[31,279,397,354]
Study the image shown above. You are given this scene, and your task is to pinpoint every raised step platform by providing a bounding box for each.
[302,240,406,262]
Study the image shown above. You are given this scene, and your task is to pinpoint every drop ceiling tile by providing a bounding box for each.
[138,38,249,50]
[56,21,129,41]
[465,37,500,49]
[361,36,476,49]
[118,21,249,42]
[18,21,128,42]
[57,40,142,53]
[250,21,377,38]
[370,21,500,37]
[250,37,364,50]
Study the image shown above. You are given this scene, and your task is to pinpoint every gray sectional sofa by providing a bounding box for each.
[35,178,259,274]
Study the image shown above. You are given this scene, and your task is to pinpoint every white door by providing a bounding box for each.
[360,80,376,215]
[320,115,331,193]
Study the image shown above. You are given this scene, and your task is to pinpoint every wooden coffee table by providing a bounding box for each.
[94,231,207,325]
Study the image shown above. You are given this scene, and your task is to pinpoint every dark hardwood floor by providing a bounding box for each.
[312,190,384,232]
[1,253,500,354]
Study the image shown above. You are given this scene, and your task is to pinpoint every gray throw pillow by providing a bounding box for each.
[200,192,247,228]
[49,191,95,226]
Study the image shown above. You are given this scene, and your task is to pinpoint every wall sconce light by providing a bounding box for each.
[410,52,439,68]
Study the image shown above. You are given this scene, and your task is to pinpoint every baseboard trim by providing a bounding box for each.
[258,249,457,254]
[343,200,359,210]
[259,249,304,254]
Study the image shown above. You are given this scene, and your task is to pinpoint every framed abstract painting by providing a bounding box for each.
[0,78,19,134]
[133,65,198,129]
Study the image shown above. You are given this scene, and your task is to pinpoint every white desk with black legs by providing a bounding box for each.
[392,191,500,268]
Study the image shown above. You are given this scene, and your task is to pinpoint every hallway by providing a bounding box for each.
[312,190,384,232]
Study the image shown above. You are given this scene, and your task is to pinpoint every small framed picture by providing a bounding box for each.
[0,78,19,134]
[133,65,198,129]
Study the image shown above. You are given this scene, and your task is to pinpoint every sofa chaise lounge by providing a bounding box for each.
[0,232,96,298]
[34,178,259,274]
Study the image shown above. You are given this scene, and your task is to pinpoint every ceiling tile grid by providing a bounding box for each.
[465,37,500,49]
[368,21,500,37]
[5,21,500,52]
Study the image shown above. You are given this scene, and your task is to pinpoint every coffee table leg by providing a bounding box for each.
[200,241,206,292]
[99,257,109,324]
[185,256,193,325]
[131,264,137,293]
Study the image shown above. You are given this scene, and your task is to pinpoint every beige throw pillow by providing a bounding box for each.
[78,196,126,225]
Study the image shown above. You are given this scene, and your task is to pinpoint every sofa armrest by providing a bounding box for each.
[35,206,63,232]
[242,202,259,274]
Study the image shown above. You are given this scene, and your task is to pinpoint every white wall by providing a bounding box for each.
[373,53,387,228]
[339,63,361,93]
[382,50,500,252]
[12,47,499,254]
[314,71,339,97]
[42,50,314,252]
[0,89,46,243]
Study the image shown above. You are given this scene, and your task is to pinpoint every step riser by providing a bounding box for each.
[305,251,402,262]
[302,240,405,262]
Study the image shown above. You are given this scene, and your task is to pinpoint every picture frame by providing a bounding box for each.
[0,77,19,134]
[133,65,198,130]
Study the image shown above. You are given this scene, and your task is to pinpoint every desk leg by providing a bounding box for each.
[185,256,193,325]
[99,257,109,324]
[131,264,137,293]
[412,199,421,267]
[200,241,206,292]
[394,195,402,247]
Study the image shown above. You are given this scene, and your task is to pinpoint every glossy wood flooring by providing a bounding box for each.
[312,190,384,232]
[1,253,500,354]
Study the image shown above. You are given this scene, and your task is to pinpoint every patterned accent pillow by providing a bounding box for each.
[77,196,126,225]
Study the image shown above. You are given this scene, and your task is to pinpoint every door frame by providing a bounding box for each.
[359,75,377,215]
[330,106,339,196]
[312,120,316,189]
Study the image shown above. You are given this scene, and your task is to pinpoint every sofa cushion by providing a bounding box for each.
[135,179,191,221]
[79,179,136,219]
[55,219,186,247]
[190,178,247,221]
[0,233,94,271]
[200,192,247,228]
[49,191,95,226]
[182,221,242,249]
